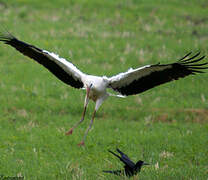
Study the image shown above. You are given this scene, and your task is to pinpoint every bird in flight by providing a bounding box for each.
[0,32,207,145]
[103,148,149,177]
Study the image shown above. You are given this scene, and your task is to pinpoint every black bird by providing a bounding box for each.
[103,148,149,177]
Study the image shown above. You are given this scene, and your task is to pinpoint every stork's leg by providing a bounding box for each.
[65,105,88,135]
[77,109,96,146]
[65,86,91,135]
[78,94,109,146]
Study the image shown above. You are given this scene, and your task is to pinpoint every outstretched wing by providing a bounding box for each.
[116,148,135,168]
[0,32,85,88]
[108,149,135,168]
[107,52,208,96]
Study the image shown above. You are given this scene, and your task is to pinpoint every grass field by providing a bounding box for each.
[0,0,208,179]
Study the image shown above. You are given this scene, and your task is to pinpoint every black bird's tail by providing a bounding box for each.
[103,170,123,176]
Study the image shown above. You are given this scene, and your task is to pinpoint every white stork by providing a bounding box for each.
[0,32,207,146]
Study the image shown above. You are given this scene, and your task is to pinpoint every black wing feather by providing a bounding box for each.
[0,33,84,89]
[116,148,135,168]
[110,52,207,96]
[108,149,135,168]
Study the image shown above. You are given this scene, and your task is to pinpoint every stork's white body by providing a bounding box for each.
[83,75,108,100]
[82,75,110,110]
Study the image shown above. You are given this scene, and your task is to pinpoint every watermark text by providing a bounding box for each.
[0,175,24,180]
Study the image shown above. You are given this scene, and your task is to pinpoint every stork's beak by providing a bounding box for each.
[85,84,92,105]
[86,84,93,94]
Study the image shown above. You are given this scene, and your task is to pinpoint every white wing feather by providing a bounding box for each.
[43,50,86,81]
[107,64,172,88]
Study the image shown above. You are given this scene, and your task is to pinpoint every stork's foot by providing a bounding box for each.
[65,128,73,135]
[77,141,85,146]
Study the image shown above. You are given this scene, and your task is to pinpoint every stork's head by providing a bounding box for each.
[84,82,93,89]
[85,83,93,94]
[87,83,93,90]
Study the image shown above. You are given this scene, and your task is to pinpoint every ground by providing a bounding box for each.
[0,0,208,179]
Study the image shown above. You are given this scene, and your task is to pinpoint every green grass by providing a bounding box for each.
[0,0,208,179]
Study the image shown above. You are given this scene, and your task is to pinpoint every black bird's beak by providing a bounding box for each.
[143,162,150,165]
